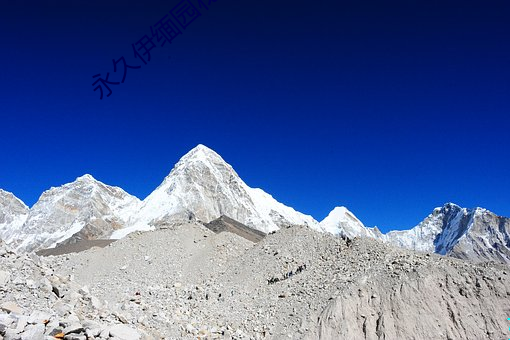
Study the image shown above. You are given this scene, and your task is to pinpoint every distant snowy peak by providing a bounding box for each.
[319,206,381,239]
[0,189,29,242]
[126,144,318,236]
[385,203,510,264]
[9,175,141,252]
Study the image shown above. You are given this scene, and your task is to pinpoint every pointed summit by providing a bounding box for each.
[76,174,97,182]
[174,144,226,169]
[0,189,29,244]
[185,143,217,155]
[7,176,141,252]
[385,204,510,264]
[319,206,379,239]
[126,145,318,236]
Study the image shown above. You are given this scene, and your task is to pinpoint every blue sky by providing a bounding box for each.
[1,0,509,232]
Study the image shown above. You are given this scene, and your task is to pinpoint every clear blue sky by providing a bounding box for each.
[1,0,509,232]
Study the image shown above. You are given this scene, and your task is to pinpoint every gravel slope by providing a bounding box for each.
[41,222,510,339]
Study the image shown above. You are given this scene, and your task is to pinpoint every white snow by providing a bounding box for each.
[125,144,319,235]
[319,206,379,239]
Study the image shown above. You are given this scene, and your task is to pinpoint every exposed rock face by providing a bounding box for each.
[6,175,140,252]
[313,261,509,340]
[385,203,510,264]
[0,189,29,243]
[204,215,266,242]
[320,203,510,265]
[122,144,318,237]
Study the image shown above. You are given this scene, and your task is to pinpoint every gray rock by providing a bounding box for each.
[27,311,50,325]
[0,303,22,315]
[63,335,86,340]
[63,324,84,335]
[0,271,10,286]
[21,324,45,340]
[109,325,141,340]
[3,328,21,340]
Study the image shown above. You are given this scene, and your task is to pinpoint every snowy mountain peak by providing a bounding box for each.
[0,189,29,244]
[76,174,97,182]
[6,177,141,252]
[172,144,225,169]
[182,144,218,159]
[385,203,510,264]
[319,206,380,239]
[124,145,318,237]
[0,189,28,210]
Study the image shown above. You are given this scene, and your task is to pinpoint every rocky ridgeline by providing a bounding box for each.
[43,223,510,339]
[0,240,152,340]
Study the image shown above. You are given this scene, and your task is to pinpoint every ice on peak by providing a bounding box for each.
[76,174,97,182]
[128,144,318,235]
[319,206,374,238]
[442,202,463,211]
[0,189,29,209]
[180,144,221,162]
[329,206,355,216]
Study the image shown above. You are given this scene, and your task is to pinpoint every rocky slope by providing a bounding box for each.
[204,215,266,243]
[42,222,510,340]
[5,175,140,253]
[121,144,318,237]
[0,189,29,244]
[0,239,151,340]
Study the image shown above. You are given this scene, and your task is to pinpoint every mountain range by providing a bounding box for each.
[1,144,509,265]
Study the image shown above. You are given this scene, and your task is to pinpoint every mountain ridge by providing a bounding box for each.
[0,144,508,265]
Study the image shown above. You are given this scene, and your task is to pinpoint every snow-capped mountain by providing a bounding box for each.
[6,175,140,252]
[0,189,29,243]
[385,203,510,264]
[118,144,318,238]
[319,203,510,264]
[319,206,382,239]
[1,144,508,265]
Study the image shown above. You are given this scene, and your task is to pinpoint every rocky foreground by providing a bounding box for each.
[1,222,510,339]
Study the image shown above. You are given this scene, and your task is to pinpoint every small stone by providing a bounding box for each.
[109,324,140,340]
[38,278,52,293]
[21,324,45,340]
[25,279,37,289]
[48,327,64,337]
[63,324,84,335]
[185,324,196,335]
[99,327,110,339]
[53,302,72,317]
[90,296,103,310]
[64,315,80,325]
[27,311,51,325]
[78,286,90,296]
[85,328,101,338]
[64,335,86,340]
[0,271,10,286]
[0,302,22,315]
[82,320,100,330]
